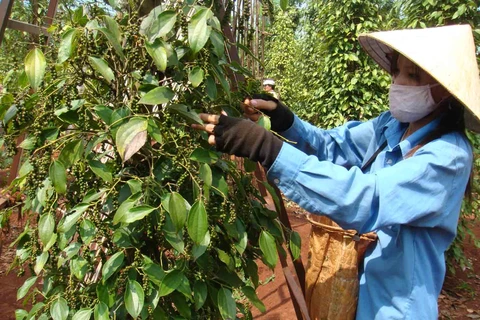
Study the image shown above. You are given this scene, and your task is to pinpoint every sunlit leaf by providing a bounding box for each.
[72,308,92,320]
[158,270,182,297]
[188,67,204,87]
[49,160,67,194]
[17,276,37,300]
[138,87,175,105]
[188,8,213,54]
[290,231,301,261]
[88,160,113,183]
[259,230,278,268]
[58,140,84,168]
[115,117,148,162]
[217,287,236,320]
[94,302,109,320]
[187,200,208,244]
[88,56,115,83]
[25,48,46,91]
[50,297,69,320]
[58,28,78,63]
[168,192,188,232]
[166,104,203,124]
[258,115,271,131]
[146,40,168,71]
[124,280,144,318]
[38,213,55,246]
[124,205,155,224]
[241,286,266,313]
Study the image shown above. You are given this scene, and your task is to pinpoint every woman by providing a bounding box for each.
[193,25,480,319]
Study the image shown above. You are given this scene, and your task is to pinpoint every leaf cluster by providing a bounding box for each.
[1,2,300,319]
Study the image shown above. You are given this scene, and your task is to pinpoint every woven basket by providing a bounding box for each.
[305,215,377,320]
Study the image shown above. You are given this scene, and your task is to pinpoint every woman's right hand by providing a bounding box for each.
[242,94,278,122]
[242,93,294,132]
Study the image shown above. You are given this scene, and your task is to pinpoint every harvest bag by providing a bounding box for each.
[304,141,385,320]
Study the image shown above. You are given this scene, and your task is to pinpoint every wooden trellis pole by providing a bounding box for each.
[0,0,58,195]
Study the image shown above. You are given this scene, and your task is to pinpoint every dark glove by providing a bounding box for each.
[251,93,294,132]
[214,115,283,169]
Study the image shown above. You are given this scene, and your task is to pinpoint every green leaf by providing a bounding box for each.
[57,203,90,233]
[38,213,55,246]
[125,280,144,318]
[94,105,114,125]
[280,0,288,10]
[58,140,84,167]
[158,270,182,297]
[144,263,165,286]
[17,276,37,300]
[259,230,278,268]
[290,231,301,261]
[57,242,81,268]
[150,10,177,41]
[71,256,89,279]
[192,230,210,260]
[79,219,95,245]
[187,200,208,244]
[3,104,18,125]
[50,297,69,320]
[94,302,109,320]
[190,148,219,164]
[147,118,163,144]
[58,28,78,63]
[72,308,92,320]
[88,56,115,83]
[209,30,225,57]
[188,67,204,87]
[168,192,188,232]
[212,169,228,197]
[113,193,141,224]
[188,8,213,54]
[103,16,122,43]
[205,75,217,100]
[241,286,266,313]
[138,87,175,105]
[102,251,124,282]
[25,48,46,91]
[146,40,168,72]
[124,205,155,224]
[258,115,271,131]
[193,281,207,310]
[142,10,176,42]
[166,104,203,125]
[88,160,113,183]
[115,117,148,162]
[217,287,236,320]
[49,160,67,194]
[97,27,124,60]
[34,251,49,274]
[199,163,212,187]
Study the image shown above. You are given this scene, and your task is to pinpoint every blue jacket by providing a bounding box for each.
[267,111,472,319]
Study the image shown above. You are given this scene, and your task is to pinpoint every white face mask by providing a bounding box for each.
[389,83,440,123]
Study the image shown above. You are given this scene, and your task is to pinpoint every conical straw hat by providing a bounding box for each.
[358,25,480,132]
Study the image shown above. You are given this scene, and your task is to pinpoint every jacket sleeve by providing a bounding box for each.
[279,113,388,169]
[267,132,472,234]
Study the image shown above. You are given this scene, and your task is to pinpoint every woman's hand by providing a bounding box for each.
[191,113,283,169]
[242,96,277,122]
[242,93,294,132]
[192,113,221,146]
